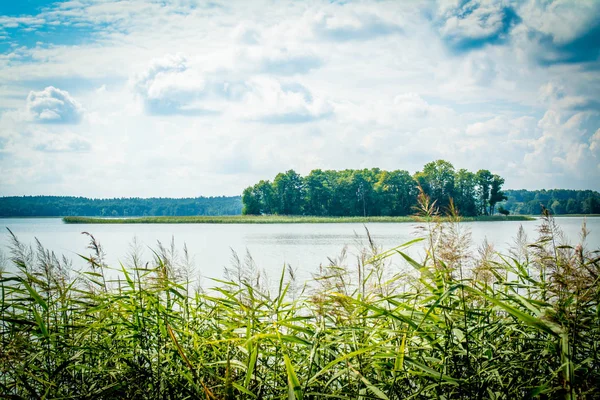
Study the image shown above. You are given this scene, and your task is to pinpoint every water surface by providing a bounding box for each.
[1,217,597,286]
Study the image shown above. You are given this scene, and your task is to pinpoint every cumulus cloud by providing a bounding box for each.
[238,78,332,123]
[436,0,520,51]
[131,53,213,116]
[538,81,600,112]
[131,52,329,121]
[521,109,600,188]
[517,0,600,65]
[310,8,403,41]
[26,86,84,124]
[1,0,600,195]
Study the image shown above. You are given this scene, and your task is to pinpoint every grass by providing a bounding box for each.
[62,214,535,224]
[1,200,598,399]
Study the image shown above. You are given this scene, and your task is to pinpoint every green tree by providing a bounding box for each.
[566,198,579,214]
[374,170,417,216]
[454,169,477,216]
[415,160,455,210]
[273,170,305,215]
[551,200,565,215]
[255,180,275,214]
[350,169,380,216]
[498,205,510,216]
[582,196,600,214]
[489,174,507,215]
[476,169,493,215]
[304,170,332,216]
[242,186,261,215]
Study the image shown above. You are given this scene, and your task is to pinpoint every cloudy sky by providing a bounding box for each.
[0,0,599,197]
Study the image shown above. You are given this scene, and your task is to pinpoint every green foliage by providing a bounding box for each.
[415,160,456,210]
[0,195,242,217]
[243,161,505,217]
[503,189,600,215]
[2,208,599,399]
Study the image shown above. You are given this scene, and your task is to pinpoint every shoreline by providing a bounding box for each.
[62,215,537,224]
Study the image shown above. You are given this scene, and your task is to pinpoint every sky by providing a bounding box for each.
[0,0,599,198]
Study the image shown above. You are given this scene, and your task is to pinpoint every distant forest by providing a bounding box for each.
[504,189,600,215]
[0,196,242,217]
[1,171,599,218]
[242,160,600,217]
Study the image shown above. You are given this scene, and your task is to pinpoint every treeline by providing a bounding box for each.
[0,196,242,217]
[503,189,600,215]
[242,160,508,217]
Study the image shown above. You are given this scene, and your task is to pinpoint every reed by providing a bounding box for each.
[62,214,535,224]
[1,207,598,399]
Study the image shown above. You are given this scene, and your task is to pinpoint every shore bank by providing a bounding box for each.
[62,215,536,224]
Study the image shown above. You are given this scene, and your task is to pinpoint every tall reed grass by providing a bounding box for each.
[1,201,598,399]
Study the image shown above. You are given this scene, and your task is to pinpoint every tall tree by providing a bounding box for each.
[374,170,417,216]
[272,170,304,215]
[415,160,455,210]
[304,169,332,216]
[242,186,261,215]
[476,169,493,215]
[489,174,507,215]
[454,169,477,216]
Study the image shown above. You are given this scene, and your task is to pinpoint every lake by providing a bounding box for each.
[1,217,598,287]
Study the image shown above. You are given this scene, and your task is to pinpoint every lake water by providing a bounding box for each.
[1,217,598,287]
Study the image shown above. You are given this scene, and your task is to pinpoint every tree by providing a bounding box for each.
[498,206,510,216]
[374,170,417,216]
[272,170,304,215]
[415,160,455,210]
[254,180,275,214]
[350,169,379,217]
[454,169,477,216]
[242,187,261,215]
[551,200,565,215]
[304,170,332,216]
[489,174,507,215]
[566,198,579,214]
[476,170,493,215]
[582,196,600,214]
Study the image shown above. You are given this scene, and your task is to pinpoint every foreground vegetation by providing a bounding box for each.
[62,214,535,224]
[1,201,599,399]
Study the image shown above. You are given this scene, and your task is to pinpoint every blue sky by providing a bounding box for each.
[0,0,599,197]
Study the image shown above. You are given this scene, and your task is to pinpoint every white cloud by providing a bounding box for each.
[436,0,518,50]
[590,129,600,153]
[237,77,332,123]
[518,0,600,44]
[26,86,84,124]
[466,115,538,138]
[231,22,261,45]
[309,7,403,41]
[130,53,222,116]
[0,0,598,196]
[238,46,323,76]
[32,130,91,153]
[0,16,46,29]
